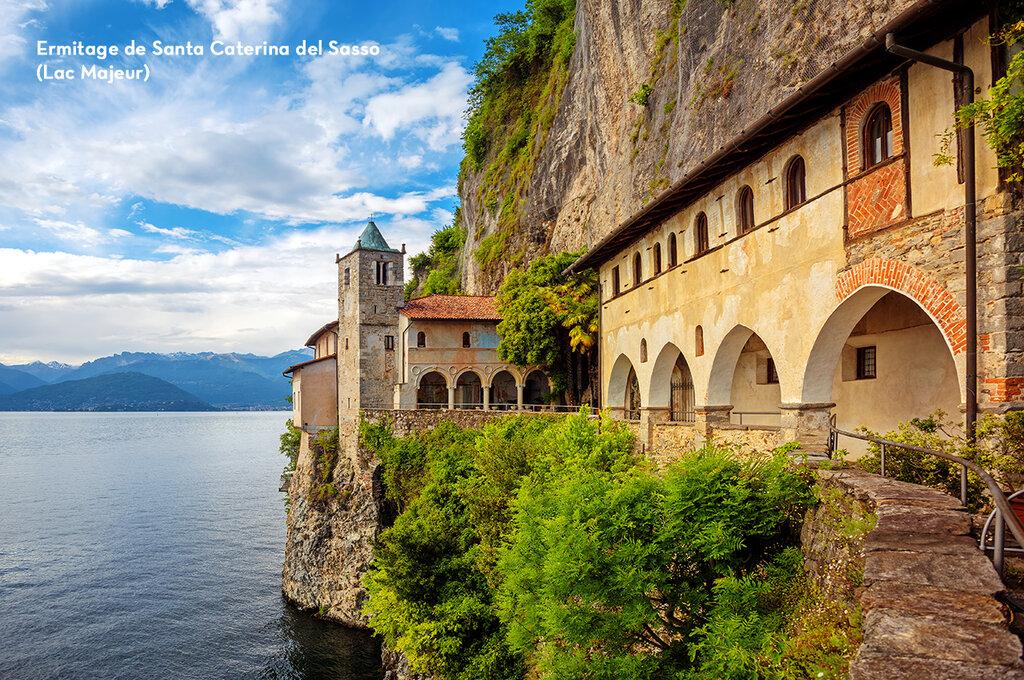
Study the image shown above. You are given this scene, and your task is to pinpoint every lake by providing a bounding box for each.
[0,411,382,680]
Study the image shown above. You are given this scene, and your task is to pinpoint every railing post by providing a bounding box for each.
[995,510,1006,578]
[961,465,968,507]
[880,444,886,478]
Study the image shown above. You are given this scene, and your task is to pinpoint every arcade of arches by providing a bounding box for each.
[415,367,551,411]
[607,286,962,454]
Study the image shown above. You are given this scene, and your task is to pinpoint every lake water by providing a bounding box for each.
[0,412,382,680]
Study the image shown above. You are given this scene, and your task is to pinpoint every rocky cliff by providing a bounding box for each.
[459,0,918,293]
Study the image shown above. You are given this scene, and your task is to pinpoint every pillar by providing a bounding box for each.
[694,404,732,440]
[447,385,455,410]
[779,402,835,451]
[516,384,524,410]
[483,385,490,411]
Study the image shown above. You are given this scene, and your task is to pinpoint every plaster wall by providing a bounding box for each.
[597,19,1021,443]
[292,357,338,430]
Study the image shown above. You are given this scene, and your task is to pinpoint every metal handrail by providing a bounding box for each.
[828,415,1024,575]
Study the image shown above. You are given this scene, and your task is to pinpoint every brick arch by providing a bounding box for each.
[834,259,966,355]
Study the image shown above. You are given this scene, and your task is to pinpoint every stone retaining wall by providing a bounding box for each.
[809,467,1024,680]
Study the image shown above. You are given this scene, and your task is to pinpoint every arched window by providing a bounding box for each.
[640,339,648,363]
[737,185,755,234]
[785,156,806,210]
[653,243,662,275]
[633,252,642,286]
[695,212,709,255]
[416,331,426,348]
[462,331,471,348]
[865,103,893,168]
[668,233,678,266]
[612,266,621,295]
[695,325,704,357]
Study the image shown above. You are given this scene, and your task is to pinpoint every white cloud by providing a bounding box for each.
[362,61,472,149]
[33,219,111,246]
[139,222,201,240]
[184,0,284,43]
[0,0,47,63]
[435,26,459,42]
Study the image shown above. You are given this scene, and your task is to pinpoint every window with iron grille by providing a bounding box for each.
[384,335,394,351]
[856,346,876,379]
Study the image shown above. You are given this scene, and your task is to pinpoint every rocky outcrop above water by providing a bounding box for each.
[281,428,388,628]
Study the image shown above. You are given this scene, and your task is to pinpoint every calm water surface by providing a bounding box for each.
[0,412,382,680]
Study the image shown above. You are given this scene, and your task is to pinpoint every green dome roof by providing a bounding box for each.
[352,221,398,253]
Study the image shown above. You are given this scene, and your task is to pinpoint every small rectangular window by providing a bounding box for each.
[612,266,620,296]
[766,358,779,384]
[344,268,350,286]
[384,335,394,351]
[856,346,876,379]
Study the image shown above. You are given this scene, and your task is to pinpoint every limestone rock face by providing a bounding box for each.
[459,0,917,293]
[281,430,388,628]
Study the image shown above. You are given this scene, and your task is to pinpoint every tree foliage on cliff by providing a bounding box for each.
[495,251,597,401]
[405,218,466,300]
[463,0,576,170]
[360,413,845,680]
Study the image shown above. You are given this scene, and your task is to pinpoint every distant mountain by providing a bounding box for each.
[0,381,14,396]
[1,349,312,410]
[0,372,215,411]
[7,360,75,383]
[0,365,48,392]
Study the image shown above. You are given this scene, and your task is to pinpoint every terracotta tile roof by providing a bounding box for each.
[400,295,502,321]
[283,353,337,376]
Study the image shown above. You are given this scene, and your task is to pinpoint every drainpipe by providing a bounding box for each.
[885,34,976,501]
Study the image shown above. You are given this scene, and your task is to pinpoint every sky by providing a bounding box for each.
[0,0,521,365]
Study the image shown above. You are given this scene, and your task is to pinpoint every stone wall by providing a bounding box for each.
[807,467,1024,680]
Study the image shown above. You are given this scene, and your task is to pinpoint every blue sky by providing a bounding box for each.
[0,0,521,364]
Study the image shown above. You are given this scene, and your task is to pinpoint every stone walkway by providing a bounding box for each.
[819,468,1024,679]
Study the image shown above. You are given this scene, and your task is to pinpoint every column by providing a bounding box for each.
[483,385,490,411]
[516,384,524,410]
[447,385,455,410]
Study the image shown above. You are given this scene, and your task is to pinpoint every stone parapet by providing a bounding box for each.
[808,467,1024,680]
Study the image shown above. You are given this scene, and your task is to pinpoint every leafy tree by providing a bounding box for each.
[497,422,815,679]
[495,251,598,403]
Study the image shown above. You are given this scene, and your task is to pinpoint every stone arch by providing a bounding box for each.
[416,370,448,408]
[833,260,966,357]
[648,342,686,408]
[523,369,549,405]
[453,367,485,385]
[490,369,518,407]
[607,354,635,409]
[416,368,450,389]
[802,281,966,405]
[455,370,483,408]
[706,325,755,405]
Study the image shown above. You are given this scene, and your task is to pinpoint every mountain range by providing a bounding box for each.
[0,349,312,410]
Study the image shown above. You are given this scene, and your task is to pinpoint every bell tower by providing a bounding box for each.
[336,221,405,413]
